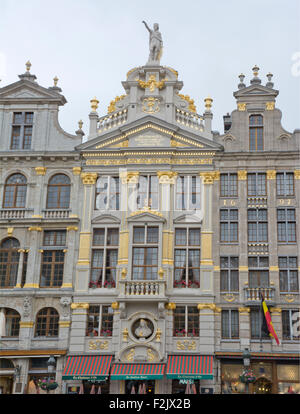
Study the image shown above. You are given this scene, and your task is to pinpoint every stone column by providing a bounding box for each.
[157,172,177,290]
[237,170,248,303]
[198,304,219,354]
[69,303,89,353]
[75,173,97,292]
[199,172,218,294]
[165,303,176,355]
[71,167,82,218]
[239,307,250,350]
[88,98,99,139]
[270,307,283,351]
[32,166,47,217]
[14,249,25,288]
[23,227,42,288]
[61,226,78,289]
[19,321,34,350]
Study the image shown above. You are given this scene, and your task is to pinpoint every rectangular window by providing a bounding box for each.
[249,115,263,151]
[176,175,201,210]
[221,310,239,339]
[279,257,299,292]
[248,256,269,288]
[137,175,158,209]
[95,176,120,210]
[220,257,239,292]
[250,308,270,339]
[276,173,294,197]
[86,305,114,337]
[220,173,238,197]
[90,228,119,288]
[277,209,296,243]
[173,306,199,337]
[40,230,66,288]
[282,310,300,340]
[174,228,201,288]
[220,209,238,243]
[248,209,268,242]
[10,112,33,149]
[132,226,158,280]
[247,173,266,196]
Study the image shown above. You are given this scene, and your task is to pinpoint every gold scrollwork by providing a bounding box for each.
[89,340,109,350]
[157,171,178,184]
[80,172,97,185]
[136,75,167,92]
[107,95,126,113]
[177,93,196,113]
[176,340,196,351]
[126,348,135,362]
[237,103,246,111]
[266,102,275,110]
[142,97,160,114]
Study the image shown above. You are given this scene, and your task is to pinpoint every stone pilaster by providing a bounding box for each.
[23,227,42,288]
[69,303,89,353]
[61,226,78,289]
[14,249,25,288]
[33,166,46,216]
[197,304,219,354]
[239,307,250,348]
[19,321,34,350]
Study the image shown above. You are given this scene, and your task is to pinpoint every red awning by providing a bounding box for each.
[62,355,112,380]
[166,355,214,379]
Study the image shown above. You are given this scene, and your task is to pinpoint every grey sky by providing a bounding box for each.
[1,0,299,138]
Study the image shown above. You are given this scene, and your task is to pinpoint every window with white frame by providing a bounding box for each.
[282,309,300,341]
[132,226,158,280]
[220,257,239,292]
[11,112,33,150]
[221,309,239,339]
[90,228,119,288]
[175,175,201,210]
[279,257,299,292]
[137,175,158,209]
[174,228,200,288]
[276,172,294,197]
[95,176,120,210]
[277,208,296,243]
[86,305,114,337]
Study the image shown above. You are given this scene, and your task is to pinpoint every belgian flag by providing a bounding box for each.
[261,292,280,345]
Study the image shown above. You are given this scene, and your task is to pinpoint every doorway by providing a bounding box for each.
[253,377,272,394]
[125,380,155,394]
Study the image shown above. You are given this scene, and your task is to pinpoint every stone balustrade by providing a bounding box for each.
[0,209,33,219]
[244,286,275,301]
[119,280,166,299]
[42,209,71,219]
[98,109,128,133]
[175,107,204,131]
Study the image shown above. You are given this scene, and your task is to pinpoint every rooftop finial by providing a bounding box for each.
[266,72,274,88]
[204,96,213,112]
[53,76,59,87]
[238,73,246,89]
[142,20,163,65]
[250,65,261,85]
[90,96,99,112]
[25,60,31,72]
[78,120,83,130]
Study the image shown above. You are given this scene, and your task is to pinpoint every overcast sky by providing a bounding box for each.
[0,0,299,138]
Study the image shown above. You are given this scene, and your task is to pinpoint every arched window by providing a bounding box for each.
[0,308,21,337]
[0,238,20,288]
[3,174,27,208]
[249,115,263,151]
[46,174,70,209]
[35,308,59,337]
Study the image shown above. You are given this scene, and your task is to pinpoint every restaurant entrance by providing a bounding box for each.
[125,380,155,394]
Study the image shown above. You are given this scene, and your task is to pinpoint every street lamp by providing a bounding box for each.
[242,348,251,394]
[47,356,56,374]
[37,356,58,394]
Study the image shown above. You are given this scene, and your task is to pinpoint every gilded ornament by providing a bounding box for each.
[7,227,14,236]
[294,170,300,180]
[90,96,99,112]
[136,74,167,92]
[130,207,163,218]
[147,348,155,362]
[165,66,178,78]
[270,307,282,313]
[35,167,46,175]
[223,294,236,303]
[53,76,59,87]
[238,307,250,313]
[122,328,129,342]
[25,60,31,72]
[265,102,275,110]
[126,67,138,78]
[165,303,176,311]
[28,226,42,232]
[178,93,197,113]
[142,97,160,114]
[155,328,162,342]
[107,95,126,113]
[157,171,178,184]
[284,295,295,303]
[111,302,119,310]
[204,96,213,112]
[158,268,164,279]
[121,268,127,280]
[72,167,81,175]
[67,226,78,231]
[126,348,135,362]
[80,172,97,185]
[120,171,139,184]
[237,103,247,111]
[267,170,276,180]
[71,303,89,310]
[238,170,247,180]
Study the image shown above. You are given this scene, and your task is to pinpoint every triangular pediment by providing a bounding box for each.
[234,84,279,98]
[0,80,66,104]
[77,116,223,152]
[173,213,203,224]
[127,210,166,223]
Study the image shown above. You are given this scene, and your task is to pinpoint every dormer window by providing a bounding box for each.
[249,114,263,151]
[10,112,34,150]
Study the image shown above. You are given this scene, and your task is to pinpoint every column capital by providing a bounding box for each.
[266,170,276,180]
[270,307,282,314]
[28,226,42,232]
[237,170,247,180]
[157,171,178,184]
[199,171,219,184]
[119,171,139,184]
[67,226,78,231]
[19,321,34,328]
[294,170,300,179]
[238,307,250,313]
[165,302,176,311]
[35,167,46,176]
[80,172,97,185]
[72,167,82,176]
[71,303,89,310]
[198,303,221,312]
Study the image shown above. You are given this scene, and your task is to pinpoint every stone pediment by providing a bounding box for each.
[234,84,279,98]
[92,214,121,224]
[127,210,166,223]
[78,118,222,152]
[173,213,203,224]
[0,80,66,104]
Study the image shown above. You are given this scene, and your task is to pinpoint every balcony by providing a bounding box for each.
[244,286,275,302]
[118,280,166,301]
[42,209,71,219]
[0,208,33,220]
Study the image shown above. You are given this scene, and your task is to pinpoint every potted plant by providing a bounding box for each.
[174,280,186,288]
[239,369,256,383]
[89,280,102,288]
[103,280,116,288]
[100,329,112,337]
[38,378,58,392]
[174,329,187,337]
[188,280,200,288]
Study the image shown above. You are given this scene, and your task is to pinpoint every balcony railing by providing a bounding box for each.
[175,107,204,131]
[244,286,275,301]
[0,208,33,219]
[97,109,128,134]
[42,209,71,219]
[118,280,166,299]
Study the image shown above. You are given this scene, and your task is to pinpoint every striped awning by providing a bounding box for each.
[62,355,112,380]
[110,363,165,380]
[166,355,214,380]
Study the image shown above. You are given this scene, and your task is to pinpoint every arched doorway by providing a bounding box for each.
[253,377,272,394]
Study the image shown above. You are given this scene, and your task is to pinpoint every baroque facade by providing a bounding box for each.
[0,55,299,394]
